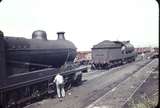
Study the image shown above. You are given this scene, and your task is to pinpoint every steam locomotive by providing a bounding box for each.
[0,30,85,108]
[91,40,137,69]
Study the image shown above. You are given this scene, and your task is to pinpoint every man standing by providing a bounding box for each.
[54,73,65,100]
[141,52,145,60]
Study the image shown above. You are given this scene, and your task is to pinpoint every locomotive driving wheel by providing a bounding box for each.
[7,91,18,108]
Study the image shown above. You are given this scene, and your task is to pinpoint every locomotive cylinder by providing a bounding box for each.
[0,31,6,80]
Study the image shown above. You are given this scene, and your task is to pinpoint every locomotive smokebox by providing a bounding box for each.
[57,32,65,40]
[32,30,47,40]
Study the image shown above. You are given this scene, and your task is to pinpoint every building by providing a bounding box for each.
[74,51,91,65]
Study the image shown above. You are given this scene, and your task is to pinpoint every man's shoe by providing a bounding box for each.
[59,98,62,102]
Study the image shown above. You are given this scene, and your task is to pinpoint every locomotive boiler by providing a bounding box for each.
[5,30,76,67]
[0,30,86,108]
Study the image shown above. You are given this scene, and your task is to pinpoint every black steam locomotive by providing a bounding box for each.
[0,30,85,108]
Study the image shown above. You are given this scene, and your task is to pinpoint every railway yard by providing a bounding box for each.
[24,55,159,108]
[0,1,159,108]
[0,30,159,108]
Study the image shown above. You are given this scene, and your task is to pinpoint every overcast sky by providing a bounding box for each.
[0,0,159,51]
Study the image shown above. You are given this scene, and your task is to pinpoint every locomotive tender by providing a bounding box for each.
[0,30,85,108]
[92,40,137,69]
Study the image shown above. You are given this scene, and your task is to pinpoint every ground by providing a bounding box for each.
[124,65,159,108]
[24,58,159,108]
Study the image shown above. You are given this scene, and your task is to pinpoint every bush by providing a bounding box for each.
[127,93,158,108]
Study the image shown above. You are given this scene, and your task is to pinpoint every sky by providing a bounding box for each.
[0,0,159,51]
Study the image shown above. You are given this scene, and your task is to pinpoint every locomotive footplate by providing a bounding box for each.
[0,64,87,108]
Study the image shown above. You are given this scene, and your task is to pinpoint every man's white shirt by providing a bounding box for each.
[54,74,64,85]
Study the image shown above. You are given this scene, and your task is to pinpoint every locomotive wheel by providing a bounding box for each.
[72,73,82,86]
[105,64,109,70]
[7,91,18,108]
[66,83,72,90]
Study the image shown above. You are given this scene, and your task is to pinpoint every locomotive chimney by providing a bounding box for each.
[126,40,130,43]
[0,30,6,80]
[57,32,65,40]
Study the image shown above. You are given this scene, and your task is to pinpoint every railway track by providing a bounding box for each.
[85,59,157,108]
[83,55,149,82]
[24,58,155,108]
[81,59,151,107]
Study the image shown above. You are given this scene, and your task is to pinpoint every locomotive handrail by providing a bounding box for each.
[7,60,53,68]
[8,68,56,78]
[0,65,87,91]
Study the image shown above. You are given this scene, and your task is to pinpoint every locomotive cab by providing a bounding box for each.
[0,31,6,80]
